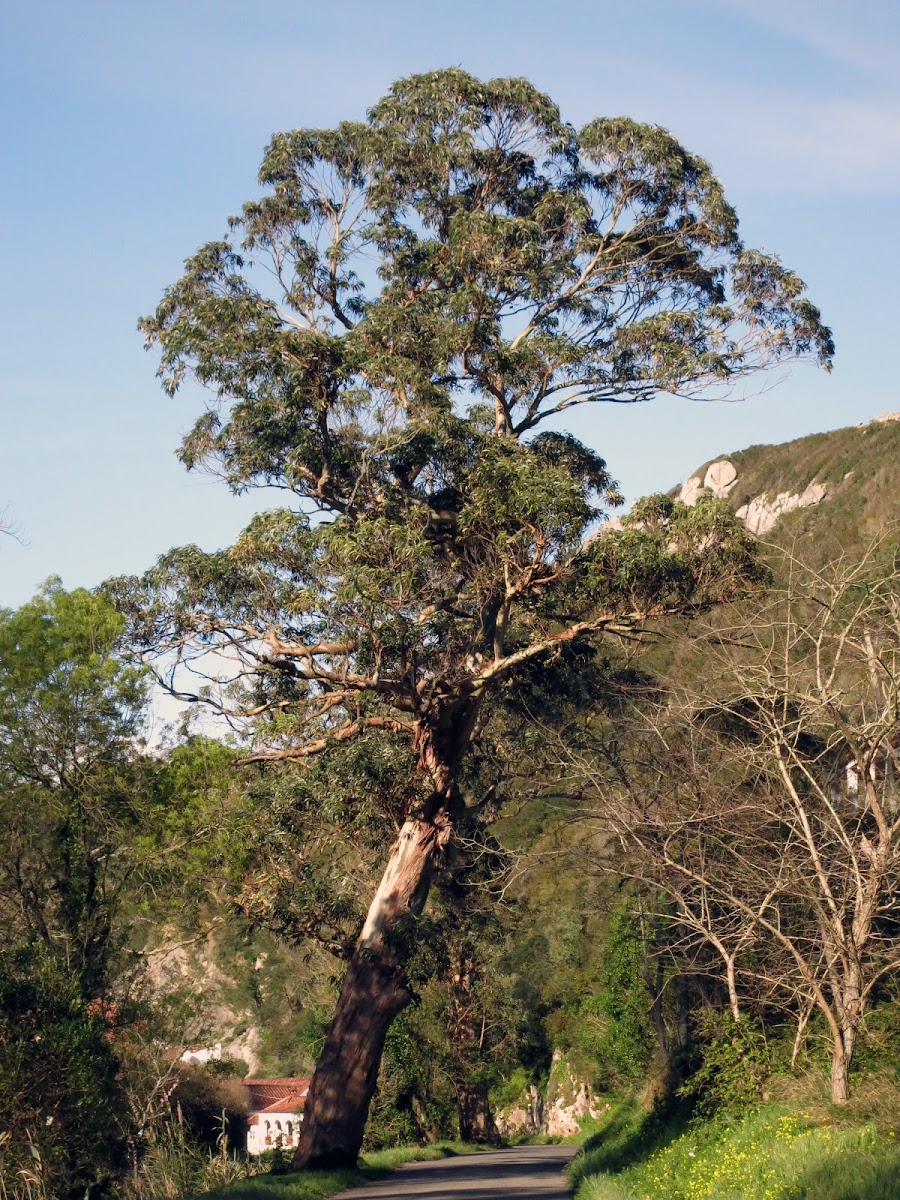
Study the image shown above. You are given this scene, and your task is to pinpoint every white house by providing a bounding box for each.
[180,1042,222,1067]
[244,1077,311,1155]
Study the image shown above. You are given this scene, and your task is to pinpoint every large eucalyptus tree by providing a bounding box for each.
[129,70,831,1166]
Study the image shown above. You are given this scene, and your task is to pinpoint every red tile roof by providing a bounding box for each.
[244,1077,311,1114]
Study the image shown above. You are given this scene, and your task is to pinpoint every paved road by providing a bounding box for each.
[332,1144,576,1200]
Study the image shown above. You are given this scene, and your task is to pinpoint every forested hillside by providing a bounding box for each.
[677,412,900,552]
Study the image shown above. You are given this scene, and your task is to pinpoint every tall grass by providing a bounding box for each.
[121,1115,257,1200]
[570,1105,900,1200]
[0,1132,51,1200]
[188,1143,477,1200]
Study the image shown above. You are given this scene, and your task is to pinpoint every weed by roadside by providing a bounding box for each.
[185,1142,479,1200]
[569,1104,900,1200]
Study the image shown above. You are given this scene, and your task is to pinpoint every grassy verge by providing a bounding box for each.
[191,1142,480,1200]
[568,1102,900,1200]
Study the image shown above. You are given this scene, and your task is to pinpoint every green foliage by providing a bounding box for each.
[0,579,146,770]
[143,736,253,920]
[489,1066,535,1112]
[0,946,129,1197]
[678,1011,770,1116]
[0,581,150,998]
[850,992,900,1083]
[568,1097,687,1192]
[596,903,657,1082]
[123,1109,252,1200]
[683,418,900,565]
[117,67,832,1171]
[121,67,822,798]
[171,1067,250,1155]
[364,1014,439,1149]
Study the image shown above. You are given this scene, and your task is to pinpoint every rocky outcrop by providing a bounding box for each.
[494,1051,604,1139]
[735,481,828,536]
[543,1051,603,1137]
[678,458,828,537]
[495,1084,545,1139]
[680,459,738,505]
[144,928,264,1073]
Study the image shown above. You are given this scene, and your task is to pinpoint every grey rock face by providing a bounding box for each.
[677,456,828,537]
[736,481,828,536]
[680,459,738,505]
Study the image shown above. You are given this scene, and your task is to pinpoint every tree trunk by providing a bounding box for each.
[725,956,741,1023]
[675,974,690,1051]
[292,943,412,1169]
[831,1042,851,1104]
[455,1079,499,1144]
[293,805,453,1169]
[293,706,476,1170]
[830,972,861,1105]
[829,1019,859,1104]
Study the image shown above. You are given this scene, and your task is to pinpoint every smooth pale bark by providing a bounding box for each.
[831,1046,851,1105]
[292,815,439,1169]
[830,972,861,1105]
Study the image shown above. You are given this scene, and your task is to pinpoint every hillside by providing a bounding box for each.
[674,412,900,556]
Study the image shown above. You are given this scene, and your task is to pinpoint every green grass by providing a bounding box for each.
[191,1142,480,1200]
[567,1096,690,1192]
[569,1104,900,1200]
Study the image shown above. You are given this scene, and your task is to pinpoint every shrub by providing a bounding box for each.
[0,947,129,1198]
[678,1010,770,1115]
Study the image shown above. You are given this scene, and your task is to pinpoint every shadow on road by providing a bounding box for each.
[333,1144,576,1199]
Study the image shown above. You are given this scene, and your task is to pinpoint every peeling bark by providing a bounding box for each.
[294,709,475,1169]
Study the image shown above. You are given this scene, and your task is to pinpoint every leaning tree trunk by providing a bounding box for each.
[293,704,477,1170]
[292,940,414,1168]
[293,718,473,1169]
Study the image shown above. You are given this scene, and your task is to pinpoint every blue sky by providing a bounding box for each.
[1,0,898,608]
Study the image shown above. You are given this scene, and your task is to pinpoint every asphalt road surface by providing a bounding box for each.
[332,1144,577,1200]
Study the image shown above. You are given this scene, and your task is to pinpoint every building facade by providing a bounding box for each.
[244,1078,311,1155]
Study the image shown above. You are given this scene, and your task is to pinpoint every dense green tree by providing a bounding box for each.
[0,946,128,1198]
[596,900,663,1084]
[0,581,148,999]
[126,69,830,1166]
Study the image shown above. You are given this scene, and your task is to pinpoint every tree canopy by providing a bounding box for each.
[125,68,832,1168]
[130,67,831,762]
[0,582,148,999]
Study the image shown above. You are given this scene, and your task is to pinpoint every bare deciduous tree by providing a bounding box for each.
[571,544,900,1103]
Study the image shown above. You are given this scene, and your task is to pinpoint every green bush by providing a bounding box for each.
[678,1011,771,1116]
[595,904,657,1084]
[0,946,129,1197]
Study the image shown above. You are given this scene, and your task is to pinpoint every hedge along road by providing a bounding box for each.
[332,1145,577,1200]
